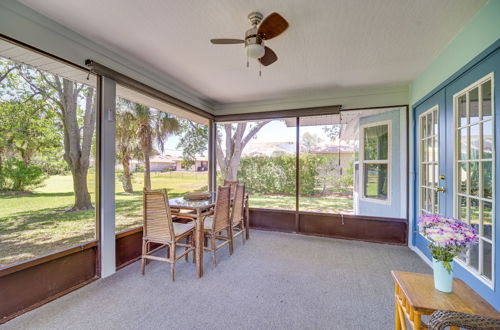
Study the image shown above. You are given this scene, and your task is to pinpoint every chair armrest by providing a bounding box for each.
[429,310,500,330]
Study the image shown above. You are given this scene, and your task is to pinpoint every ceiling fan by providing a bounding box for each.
[210,12,289,67]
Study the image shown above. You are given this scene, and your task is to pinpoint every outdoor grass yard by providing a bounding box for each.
[0,171,352,268]
[0,172,208,267]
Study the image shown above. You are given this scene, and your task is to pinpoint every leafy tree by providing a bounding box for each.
[177,119,208,171]
[17,66,96,211]
[0,100,60,165]
[216,121,270,181]
[2,158,45,191]
[300,132,322,153]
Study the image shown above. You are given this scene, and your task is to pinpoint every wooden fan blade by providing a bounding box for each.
[258,13,289,40]
[210,38,244,44]
[259,46,278,66]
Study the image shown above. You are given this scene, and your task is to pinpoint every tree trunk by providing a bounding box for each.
[121,158,134,193]
[70,167,92,211]
[143,150,151,190]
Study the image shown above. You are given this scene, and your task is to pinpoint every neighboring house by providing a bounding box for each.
[128,155,208,172]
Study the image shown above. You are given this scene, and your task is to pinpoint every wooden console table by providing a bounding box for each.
[392,271,499,330]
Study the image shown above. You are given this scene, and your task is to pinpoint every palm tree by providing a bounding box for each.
[115,106,140,193]
[120,100,179,190]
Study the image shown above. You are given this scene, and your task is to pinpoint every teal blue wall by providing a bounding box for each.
[409,0,500,105]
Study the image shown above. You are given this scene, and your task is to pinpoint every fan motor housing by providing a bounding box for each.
[245,27,263,47]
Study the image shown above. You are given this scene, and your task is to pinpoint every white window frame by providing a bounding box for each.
[453,72,495,289]
[418,105,440,216]
[360,120,392,204]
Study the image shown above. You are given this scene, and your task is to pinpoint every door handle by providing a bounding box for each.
[435,187,446,193]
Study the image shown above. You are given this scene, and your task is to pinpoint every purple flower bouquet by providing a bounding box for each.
[418,214,479,273]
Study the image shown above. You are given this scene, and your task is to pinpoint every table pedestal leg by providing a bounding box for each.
[195,209,204,278]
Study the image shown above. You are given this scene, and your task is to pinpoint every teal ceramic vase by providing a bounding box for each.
[433,258,453,293]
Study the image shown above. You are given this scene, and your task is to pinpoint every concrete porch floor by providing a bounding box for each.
[4,230,430,330]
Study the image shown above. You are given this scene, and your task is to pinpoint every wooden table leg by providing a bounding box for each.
[195,209,204,278]
[395,300,401,330]
[245,197,250,240]
[413,311,421,330]
[395,284,401,330]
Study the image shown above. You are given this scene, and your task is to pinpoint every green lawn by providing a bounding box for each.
[0,172,208,267]
[0,171,352,267]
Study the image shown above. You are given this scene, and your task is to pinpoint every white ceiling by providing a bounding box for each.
[19,0,486,107]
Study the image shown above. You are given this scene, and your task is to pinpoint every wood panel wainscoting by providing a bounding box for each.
[249,208,407,245]
[0,242,98,324]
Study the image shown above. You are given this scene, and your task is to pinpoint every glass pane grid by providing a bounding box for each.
[454,78,495,282]
[419,110,438,216]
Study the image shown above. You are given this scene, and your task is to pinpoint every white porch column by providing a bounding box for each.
[98,76,116,277]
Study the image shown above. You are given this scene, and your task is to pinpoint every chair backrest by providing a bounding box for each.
[212,186,231,232]
[231,184,245,225]
[223,179,238,199]
[143,189,175,241]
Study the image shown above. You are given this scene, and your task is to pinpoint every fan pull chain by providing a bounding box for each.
[246,54,249,68]
[259,62,262,77]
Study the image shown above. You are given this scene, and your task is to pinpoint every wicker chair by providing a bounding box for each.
[203,186,233,266]
[429,310,500,330]
[230,183,246,245]
[141,189,195,281]
[223,179,238,199]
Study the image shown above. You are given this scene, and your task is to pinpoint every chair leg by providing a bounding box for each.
[170,243,176,281]
[211,234,217,266]
[140,239,147,275]
[191,232,196,264]
[228,227,234,255]
[185,235,190,262]
[241,223,246,244]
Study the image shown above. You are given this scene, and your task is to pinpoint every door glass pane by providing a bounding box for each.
[458,95,467,127]
[427,114,433,137]
[364,125,388,160]
[422,116,427,137]
[458,128,468,160]
[433,137,438,164]
[459,196,467,221]
[433,110,439,135]
[363,164,388,199]
[482,121,493,159]
[470,198,480,233]
[482,161,493,199]
[469,87,479,124]
[483,240,492,280]
[481,80,492,120]
[458,162,467,194]
[469,243,479,271]
[421,163,427,186]
[470,162,479,196]
[469,124,480,160]
[483,201,493,240]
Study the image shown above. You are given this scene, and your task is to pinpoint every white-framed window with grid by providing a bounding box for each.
[419,106,439,216]
[360,121,391,203]
[454,73,495,286]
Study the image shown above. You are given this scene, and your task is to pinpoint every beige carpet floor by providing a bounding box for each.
[4,230,430,330]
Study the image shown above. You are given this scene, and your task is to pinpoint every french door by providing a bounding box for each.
[414,49,499,287]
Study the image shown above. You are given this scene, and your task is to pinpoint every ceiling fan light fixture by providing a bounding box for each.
[246,43,265,59]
